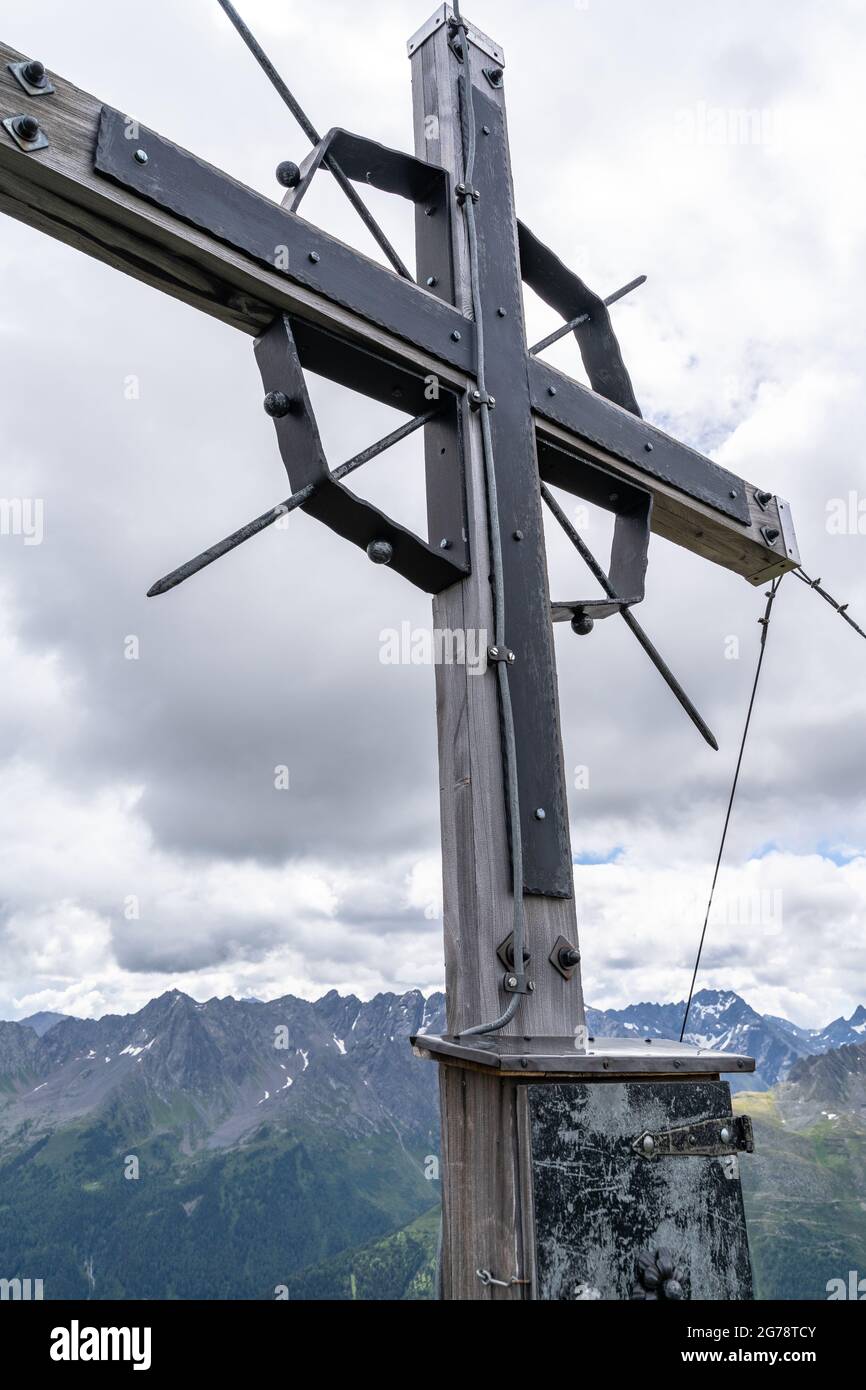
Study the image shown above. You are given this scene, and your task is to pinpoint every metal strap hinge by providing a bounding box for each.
[633,1114,754,1159]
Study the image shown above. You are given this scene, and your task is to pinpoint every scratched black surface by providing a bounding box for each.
[529,1081,754,1301]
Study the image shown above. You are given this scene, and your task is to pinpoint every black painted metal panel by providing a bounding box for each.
[255,316,467,593]
[531,359,753,525]
[529,1081,754,1300]
[94,106,474,376]
[471,87,573,898]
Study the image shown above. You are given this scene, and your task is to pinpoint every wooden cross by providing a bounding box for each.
[0,3,793,1299]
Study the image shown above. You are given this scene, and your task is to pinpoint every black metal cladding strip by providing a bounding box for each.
[255,316,467,594]
[94,106,475,376]
[518,221,642,416]
[530,358,752,526]
[470,86,574,899]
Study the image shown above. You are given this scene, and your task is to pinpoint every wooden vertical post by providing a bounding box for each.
[410,7,585,1298]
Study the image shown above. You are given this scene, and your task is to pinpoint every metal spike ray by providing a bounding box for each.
[215,0,413,280]
[528,275,647,357]
[540,483,719,750]
[148,409,441,598]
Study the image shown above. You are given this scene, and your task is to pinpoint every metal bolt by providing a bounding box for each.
[548,385,557,397]
[558,946,581,970]
[440,538,452,550]
[755,490,774,507]
[642,1135,655,1156]
[308,251,320,264]
[571,613,595,637]
[520,1058,529,1068]
[426,275,439,288]
[489,646,500,659]
[644,441,654,452]
[451,330,462,342]
[534,808,546,821]
[133,148,149,165]
[367,540,394,566]
[507,976,518,989]
[688,1133,697,1145]
[528,981,535,992]
[276,160,301,189]
[497,307,507,317]
[263,391,294,418]
[482,125,491,135]
[720,1126,731,1144]
[513,530,524,542]
[730,489,738,499]
[14,115,41,143]
[22,60,47,88]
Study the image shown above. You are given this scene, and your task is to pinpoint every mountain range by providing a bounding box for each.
[0,987,864,1299]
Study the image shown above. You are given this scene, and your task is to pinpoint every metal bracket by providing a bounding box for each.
[545,455,653,631]
[496,931,530,974]
[8,59,55,97]
[407,6,505,66]
[2,114,49,152]
[548,935,580,980]
[256,315,468,594]
[633,1114,754,1159]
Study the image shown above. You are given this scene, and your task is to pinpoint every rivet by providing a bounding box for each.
[513,530,524,542]
[276,161,301,189]
[642,1135,655,1155]
[426,275,439,288]
[440,538,452,551]
[730,489,738,499]
[548,386,557,397]
[534,808,546,821]
[22,60,47,88]
[308,251,320,264]
[263,391,294,418]
[367,540,394,566]
[644,441,654,452]
[720,1127,731,1144]
[482,125,491,135]
[133,148,149,165]
[451,330,462,342]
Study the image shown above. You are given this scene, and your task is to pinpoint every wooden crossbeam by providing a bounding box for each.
[0,40,798,587]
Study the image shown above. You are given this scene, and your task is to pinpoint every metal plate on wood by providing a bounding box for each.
[93,105,475,376]
[531,358,753,525]
[469,85,573,898]
[529,1081,753,1300]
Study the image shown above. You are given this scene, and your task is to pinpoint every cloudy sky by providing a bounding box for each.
[1,0,864,1029]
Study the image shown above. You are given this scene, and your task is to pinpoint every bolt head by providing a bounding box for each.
[642,1135,655,1155]
[22,60,47,87]
[367,540,394,566]
[426,275,438,288]
[644,441,654,452]
[571,613,595,637]
[507,976,518,989]
[439,538,452,551]
[663,1279,684,1301]
[263,391,294,418]
[730,489,739,499]
[534,808,546,821]
[720,1126,732,1144]
[451,330,462,342]
[497,307,507,317]
[14,115,40,143]
[513,530,524,542]
[308,251,320,264]
[276,160,301,189]
[548,385,557,397]
[133,148,149,165]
